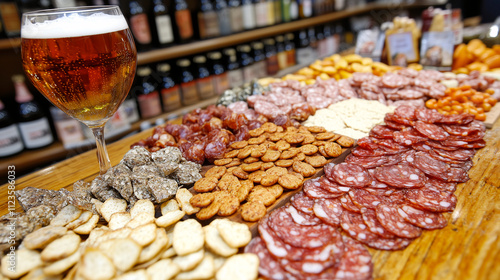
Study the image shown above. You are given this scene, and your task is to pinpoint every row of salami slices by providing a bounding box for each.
[245,105,486,280]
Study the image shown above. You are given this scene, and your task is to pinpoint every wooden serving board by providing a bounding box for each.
[190,147,352,236]
[484,102,500,128]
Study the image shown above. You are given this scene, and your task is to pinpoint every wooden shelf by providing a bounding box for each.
[0,0,445,53]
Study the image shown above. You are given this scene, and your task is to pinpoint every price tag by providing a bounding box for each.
[385,31,419,66]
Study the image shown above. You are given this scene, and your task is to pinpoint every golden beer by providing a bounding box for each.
[21,13,136,127]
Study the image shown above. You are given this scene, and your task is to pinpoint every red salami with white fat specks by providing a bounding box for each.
[414,121,449,141]
[373,138,408,151]
[373,164,426,188]
[405,187,457,212]
[303,177,344,199]
[446,131,485,142]
[441,139,486,149]
[398,204,448,229]
[437,113,475,125]
[375,203,422,238]
[351,147,402,157]
[424,177,457,193]
[415,108,443,123]
[318,176,351,195]
[334,236,373,280]
[258,215,291,259]
[340,211,380,243]
[369,124,397,139]
[394,105,417,120]
[360,208,396,238]
[290,191,316,215]
[425,140,459,151]
[385,113,414,126]
[244,237,287,280]
[268,207,338,249]
[361,234,414,251]
[413,151,468,182]
[345,153,389,169]
[340,194,362,213]
[433,148,475,161]
[285,205,322,226]
[357,137,381,150]
[428,150,467,164]
[442,120,485,135]
[348,189,384,209]
[313,198,344,226]
[394,128,428,146]
[331,163,372,188]
[385,119,410,130]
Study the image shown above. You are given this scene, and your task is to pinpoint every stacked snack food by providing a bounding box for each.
[452,39,500,74]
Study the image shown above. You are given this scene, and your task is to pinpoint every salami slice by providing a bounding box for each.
[415,108,443,123]
[437,113,475,125]
[345,154,389,169]
[412,142,433,152]
[340,194,362,213]
[373,138,408,151]
[373,164,426,188]
[442,120,485,136]
[428,150,466,164]
[313,198,344,226]
[393,128,428,146]
[398,89,424,99]
[413,151,450,179]
[433,148,475,161]
[318,176,351,195]
[425,140,459,151]
[385,113,414,126]
[360,208,396,238]
[384,152,405,166]
[268,208,337,249]
[334,236,373,280]
[394,105,417,120]
[405,188,457,212]
[370,125,397,139]
[244,237,287,280]
[330,163,372,188]
[375,203,422,238]
[340,211,380,242]
[398,204,448,229]
[382,73,410,88]
[446,131,485,142]
[291,191,316,215]
[450,160,473,172]
[361,235,414,251]
[357,137,381,150]
[414,121,449,141]
[351,147,402,157]
[441,139,486,149]
[349,189,384,209]
[285,205,322,226]
[424,177,457,193]
[385,119,410,130]
[258,215,291,259]
[303,178,344,199]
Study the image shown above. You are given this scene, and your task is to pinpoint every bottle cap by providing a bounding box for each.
[263,38,275,45]
[207,51,222,60]
[193,55,207,64]
[157,63,171,73]
[177,59,191,67]
[137,67,152,77]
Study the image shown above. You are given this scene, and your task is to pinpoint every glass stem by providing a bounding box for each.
[91,125,111,174]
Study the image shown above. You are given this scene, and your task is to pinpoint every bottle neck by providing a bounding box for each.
[14,81,34,103]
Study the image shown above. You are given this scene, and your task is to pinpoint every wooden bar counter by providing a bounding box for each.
[1,117,499,280]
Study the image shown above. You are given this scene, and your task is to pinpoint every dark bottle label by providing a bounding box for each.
[197,77,215,99]
[161,86,182,112]
[130,13,152,44]
[175,10,194,40]
[198,11,220,39]
[137,91,162,118]
[266,54,280,75]
[181,81,199,105]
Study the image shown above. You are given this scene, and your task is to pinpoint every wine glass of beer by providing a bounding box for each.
[21,6,137,174]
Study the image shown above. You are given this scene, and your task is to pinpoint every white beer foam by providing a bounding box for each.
[22,13,128,39]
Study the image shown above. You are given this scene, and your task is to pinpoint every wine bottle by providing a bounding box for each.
[157,63,182,112]
[237,44,256,83]
[198,0,220,39]
[254,0,267,28]
[299,0,312,19]
[276,35,287,70]
[251,41,267,79]
[135,66,162,119]
[174,0,194,42]
[151,0,175,47]
[228,0,244,33]
[223,48,244,88]
[264,38,279,75]
[241,0,256,30]
[207,51,230,95]
[193,55,216,100]
[0,99,24,157]
[214,0,231,36]
[0,0,21,38]
[285,33,296,68]
[13,75,54,149]
[128,0,154,51]
[176,59,200,105]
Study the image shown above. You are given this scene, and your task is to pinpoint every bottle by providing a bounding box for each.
[251,41,267,79]
[128,0,154,52]
[49,106,85,147]
[264,38,280,75]
[0,99,24,157]
[324,24,335,56]
[285,33,296,68]
[314,0,324,15]
[308,27,319,59]
[237,44,256,83]
[295,29,314,65]
[228,0,244,33]
[193,55,216,100]
[276,35,287,70]
[120,93,141,124]
[317,26,328,58]
[241,0,256,30]
[266,0,275,26]
[207,51,230,95]
[335,0,346,11]
[281,0,291,23]
[135,66,162,119]
[290,0,298,21]
[198,0,220,39]
[215,0,231,36]
[254,0,268,28]
[176,59,200,105]
[223,48,244,88]
[273,0,281,24]
[174,0,194,42]
[299,0,312,19]
[13,75,54,149]
[0,0,21,37]
[157,63,182,112]
[151,0,175,47]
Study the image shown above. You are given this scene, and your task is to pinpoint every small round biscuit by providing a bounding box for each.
[193,177,218,193]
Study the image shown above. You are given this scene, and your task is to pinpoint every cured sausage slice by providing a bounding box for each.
[285,205,322,226]
[351,147,402,157]
[433,148,475,161]
[370,124,396,139]
[290,191,316,215]
[413,151,450,179]
[361,235,414,251]
[385,119,410,130]
[331,163,372,188]
[360,208,396,238]
[313,198,343,226]
[441,139,486,149]
[398,204,448,229]
[446,131,485,142]
[345,153,389,169]
[373,164,426,188]
[424,177,456,193]
[340,211,380,243]
[373,138,408,151]
[258,215,290,259]
[394,128,428,146]
[244,237,287,280]
[437,113,475,125]
[303,178,344,199]
[441,120,485,136]
[425,140,459,151]
[385,113,414,126]
[375,203,422,238]
[405,187,457,212]
[349,189,384,209]
[414,121,449,141]
[382,73,410,88]
[357,137,382,150]
[340,194,362,213]
[317,176,351,195]
[268,208,338,249]
[415,108,443,123]
[334,236,373,280]
[428,150,467,164]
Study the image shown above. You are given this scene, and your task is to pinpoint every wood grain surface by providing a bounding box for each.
[0,118,499,280]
